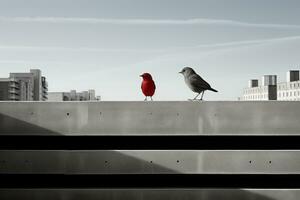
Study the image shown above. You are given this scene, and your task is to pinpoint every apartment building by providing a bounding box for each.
[242,70,300,101]
[47,89,100,101]
[0,69,48,101]
[277,71,300,101]
[242,75,277,101]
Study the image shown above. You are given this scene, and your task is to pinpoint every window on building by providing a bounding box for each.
[63,96,69,101]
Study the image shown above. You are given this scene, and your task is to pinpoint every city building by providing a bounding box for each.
[0,78,21,101]
[47,89,100,101]
[242,75,277,101]
[0,69,48,101]
[277,70,300,101]
[242,70,300,101]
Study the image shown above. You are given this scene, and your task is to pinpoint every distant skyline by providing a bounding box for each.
[0,0,300,100]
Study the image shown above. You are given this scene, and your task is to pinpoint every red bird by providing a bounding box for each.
[140,73,156,101]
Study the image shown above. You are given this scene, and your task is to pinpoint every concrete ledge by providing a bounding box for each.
[0,101,300,135]
[0,189,299,200]
[1,150,300,174]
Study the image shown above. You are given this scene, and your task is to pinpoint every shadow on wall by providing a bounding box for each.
[67,150,180,174]
[0,112,278,200]
[0,189,278,200]
[57,189,282,200]
[0,113,58,135]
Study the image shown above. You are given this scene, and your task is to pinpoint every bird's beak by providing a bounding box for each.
[140,75,143,77]
[179,71,183,74]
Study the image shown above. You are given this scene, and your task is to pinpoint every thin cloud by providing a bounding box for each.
[0,60,73,64]
[0,16,300,29]
[0,45,166,53]
[1,35,300,53]
[193,35,300,48]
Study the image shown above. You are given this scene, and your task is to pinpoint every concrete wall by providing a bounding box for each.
[1,189,299,200]
[0,101,300,135]
[1,150,300,174]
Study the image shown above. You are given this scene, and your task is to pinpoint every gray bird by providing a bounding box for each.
[179,67,218,100]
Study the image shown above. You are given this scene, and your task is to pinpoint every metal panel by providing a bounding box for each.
[1,150,300,174]
[1,101,300,135]
[0,189,300,200]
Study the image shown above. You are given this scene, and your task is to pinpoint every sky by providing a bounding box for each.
[0,0,300,100]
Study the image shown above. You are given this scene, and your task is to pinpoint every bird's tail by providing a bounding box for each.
[209,87,218,92]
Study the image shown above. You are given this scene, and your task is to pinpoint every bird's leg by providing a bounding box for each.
[200,91,205,100]
[193,93,201,100]
[144,96,147,101]
[150,96,153,101]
